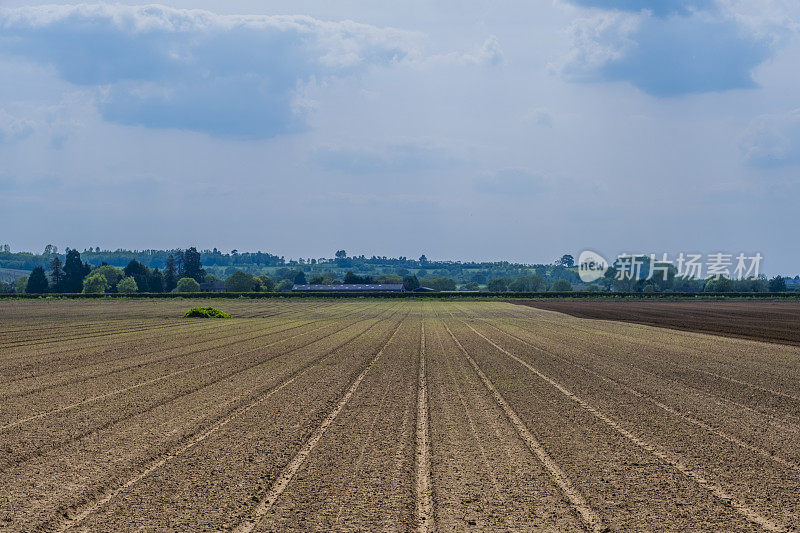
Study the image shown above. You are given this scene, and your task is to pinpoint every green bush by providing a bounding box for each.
[184,306,231,318]
[550,279,573,292]
[225,270,257,292]
[83,272,108,294]
[175,277,200,292]
[117,276,138,294]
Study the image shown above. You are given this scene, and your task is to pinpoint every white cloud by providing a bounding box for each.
[0,109,35,143]
[425,36,504,67]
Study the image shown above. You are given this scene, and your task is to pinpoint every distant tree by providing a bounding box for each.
[175,277,200,293]
[226,270,257,292]
[63,249,90,292]
[509,274,545,292]
[557,254,575,268]
[257,275,276,292]
[49,256,65,291]
[769,276,787,292]
[704,276,734,292]
[117,276,138,294]
[148,268,165,293]
[335,250,347,259]
[551,279,573,292]
[463,281,480,290]
[420,277,456,291]
[344,271,372,284]
[293,271,307,285]
[44,244,58,256]
[124,260,150,293]
[26,267,49,293]
[487,278,510,292]
[83,272,108,294]
[275,279,293,292]
[183,247,205,282]
[419,254,429,264]
[93,265,124,291]
[14,276,28,294]
[375,274,403,284]
[174,250,186,279]
[164,254,178,292]
[402,275,420,291]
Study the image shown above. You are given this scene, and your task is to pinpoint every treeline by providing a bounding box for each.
[2,246,798,294]
[0,246,581,287]
[4,248,208,294]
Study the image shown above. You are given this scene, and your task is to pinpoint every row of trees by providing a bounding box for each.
[11,248,208,294]
[1,246,585,287]
[4,246,797,294]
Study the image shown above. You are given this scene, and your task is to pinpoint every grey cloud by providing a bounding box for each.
[564,0,715,17]
[0,5,416,138]
[561,8,772,96]
[740,109,800,167]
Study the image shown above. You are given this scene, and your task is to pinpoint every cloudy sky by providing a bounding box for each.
[1,1,799,273]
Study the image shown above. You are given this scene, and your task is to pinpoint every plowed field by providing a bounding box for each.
[1,299,799,531]
[514,300,800,346]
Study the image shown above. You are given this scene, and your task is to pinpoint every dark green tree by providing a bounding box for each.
[509,274,545,292]
[175,250,186,278]
[769,276,787,292]
[557,254,575,268]
[402,275,420,291]
[419,276,456,291]
[293,271,307,285]
[551,279,573,292]
[49,256,65,291]
[226,270,257,292]
[26,266,49,293]
[257,275,276,292]
[344,271,371,284]
[63,249,89,292]
[164,254,178,292]
[124,260,150,293]
[149,268,165,293]
[183,247,205,283]
[487,278,510,292]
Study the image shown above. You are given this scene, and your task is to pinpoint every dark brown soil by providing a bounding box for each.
[513,300,800,346]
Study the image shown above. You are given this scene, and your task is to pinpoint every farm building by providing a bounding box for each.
[291,283,404,292]
[198,281,226,293]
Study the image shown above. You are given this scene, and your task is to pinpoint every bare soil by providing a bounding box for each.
[513,299,800,346]
[1,299,799,531]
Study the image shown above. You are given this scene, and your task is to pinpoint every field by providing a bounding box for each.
[1,299,799,531]
[515,299,800,346]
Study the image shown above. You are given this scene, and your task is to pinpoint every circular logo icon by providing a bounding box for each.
[578,250,608,283]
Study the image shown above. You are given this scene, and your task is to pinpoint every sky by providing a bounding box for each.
[1,1,799,274]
